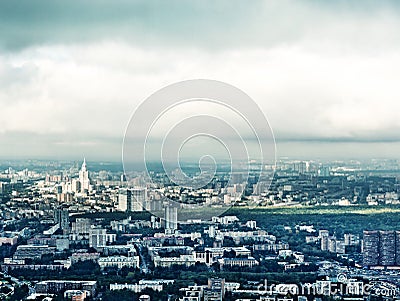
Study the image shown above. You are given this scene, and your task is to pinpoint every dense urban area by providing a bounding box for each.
[1,158,400,301]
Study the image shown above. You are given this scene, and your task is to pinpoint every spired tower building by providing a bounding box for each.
[79,158,91,193]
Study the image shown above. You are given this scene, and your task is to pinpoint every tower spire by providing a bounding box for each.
[81,157,87,171]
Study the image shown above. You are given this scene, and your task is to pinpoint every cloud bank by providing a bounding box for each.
[1,0,400,160]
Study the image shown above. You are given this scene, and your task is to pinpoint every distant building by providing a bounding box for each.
[55,237,70,251]
[71,218,91,241]
[54,209,69,231]
[212,216,239,225]
[321,236,328,251]
[326,237,345,254]
[118,188,146,212]
[35,280,96,297]
[13,245,56,260]
[318,166,330,177]
[179,284,204,301]
[110,280,174,293]
[380,231,396,266]
[88,228,116,249]
[164,203,178,234]
[98,255,140,270]
[396,231,400,265]
[153,254,196,268]
[64,290,87,301]
[118,189,129,211]
[344,233,360,246]
[204,278,225,301]
[57,192,74,203]
[79,158,90,193]
[363,230,380,266]
[318,230,329,238]
[335,240,346,254]
[89,228,107,249]
[70,252,100,264]
[218,257,259,268]
[0,234,18,246]
[131,187,146,211]
[362,230,400,267]
[72,179,81,194]
[246,220,257,229]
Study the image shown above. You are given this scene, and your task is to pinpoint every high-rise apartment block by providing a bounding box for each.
[54,209,70,232]
[118,188,146,212]
[362,230,400,267]
[164,203,178,234]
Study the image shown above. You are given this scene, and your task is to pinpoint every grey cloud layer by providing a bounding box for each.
[1,0,400,50]
[1,0,400,159]
[0,0,261,50]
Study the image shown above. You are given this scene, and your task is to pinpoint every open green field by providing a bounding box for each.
[225,205,400,235]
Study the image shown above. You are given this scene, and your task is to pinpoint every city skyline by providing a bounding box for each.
[2,155,400,300]
[1,1,400,160]
[3,2,400,300]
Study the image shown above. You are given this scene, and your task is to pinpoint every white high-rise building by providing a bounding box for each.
[89,228,107,249]
[71,179,81,193]
[79,158,90,193]
[118,188,147,212]
[118,189,129,212]
[71,218,91,240]
[164,203,178,234]
[131,188,146,211]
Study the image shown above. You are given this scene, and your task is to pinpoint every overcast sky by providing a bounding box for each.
[1,0,400,161]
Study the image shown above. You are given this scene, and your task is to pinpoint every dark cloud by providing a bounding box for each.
[1,0,399,51]
[0,0,262,50]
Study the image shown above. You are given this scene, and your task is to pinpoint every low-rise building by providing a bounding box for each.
[13,245,56,260]
[35,280,97,297]
[0,234,18,246]
[98,255,140,270]
[70,252,100,264]
[154,254,196,268]
[110,280,174,293]
[218,257,259,268]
